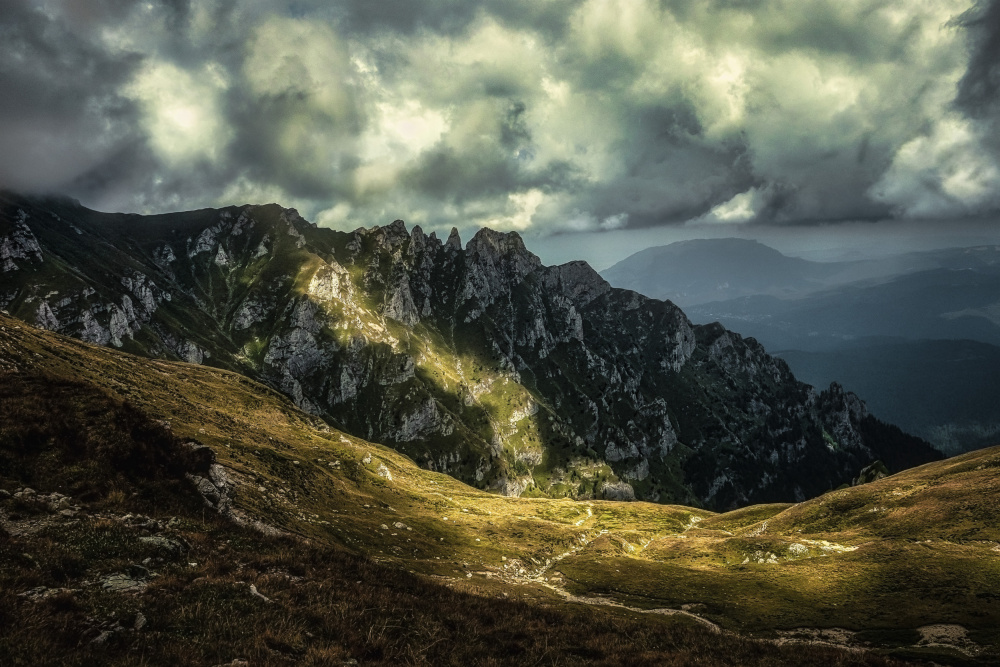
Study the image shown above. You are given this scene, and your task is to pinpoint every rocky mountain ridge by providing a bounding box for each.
[0,192,939,509]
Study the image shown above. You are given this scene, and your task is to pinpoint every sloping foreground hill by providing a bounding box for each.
[0,192,939,509]
[0,317,995,665]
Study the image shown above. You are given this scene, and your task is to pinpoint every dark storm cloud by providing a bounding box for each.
[953,0,1000,169]
[0,2,143,196]
[332,0,480,36]
[223,80,362,201]
[398,100,538,202]
[330,0,574,38]
[955,0,1000,117]
[543,102,756,229]
[1,0,997,232]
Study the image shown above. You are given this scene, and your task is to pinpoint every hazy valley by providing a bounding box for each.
[603,238,1000,455]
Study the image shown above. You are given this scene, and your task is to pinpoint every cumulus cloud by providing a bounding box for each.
[870,114,1000,217]
[691,188,765,225]
[484,189,545,231]
[126,61,231,166]
[1,0,998,237]
[0,2,141,197]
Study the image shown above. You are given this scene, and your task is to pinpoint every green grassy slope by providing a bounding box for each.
[0,314,996,664]
[3,374,897,666]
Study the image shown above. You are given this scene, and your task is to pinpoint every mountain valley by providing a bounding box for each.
[0,193,938,509]
[5,195,996,665]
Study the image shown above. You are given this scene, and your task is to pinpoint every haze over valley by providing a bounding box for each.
[601,237,1000,457]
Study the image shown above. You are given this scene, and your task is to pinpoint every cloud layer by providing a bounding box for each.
[3,0,999,237]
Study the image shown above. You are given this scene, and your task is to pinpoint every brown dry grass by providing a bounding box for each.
[0,369,912,666]
[1,523,916,667]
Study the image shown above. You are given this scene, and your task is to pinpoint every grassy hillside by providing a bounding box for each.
[1,315,997,664]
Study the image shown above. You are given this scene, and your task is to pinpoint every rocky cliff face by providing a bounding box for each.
[0,192,939,509]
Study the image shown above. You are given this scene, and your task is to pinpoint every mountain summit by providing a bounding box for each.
[0,193,938,509]
[601,238,841,306]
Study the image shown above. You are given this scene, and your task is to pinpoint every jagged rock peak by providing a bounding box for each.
[408,225,443,257]
[446,227,461,251]
[289,207,316,228]
[545,260,612,308]
[255,203,311,226]
[459,228,543,308]
[409,225,426,256]
[823,382,869,420]
[365,219,410,250]
[466,228,541,270]
[372,220,410,249]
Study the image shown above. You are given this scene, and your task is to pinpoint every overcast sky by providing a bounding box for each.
[3,0,1000,266]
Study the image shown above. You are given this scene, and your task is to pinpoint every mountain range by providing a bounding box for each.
[0,192,938,509]
[5,193,1000,664]
[602,237,1000,310]
[602,237,1000,454]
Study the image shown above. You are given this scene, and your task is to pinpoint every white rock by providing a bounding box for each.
[34,301,59,330]
[0,213,44,272]
[188,226,218,258]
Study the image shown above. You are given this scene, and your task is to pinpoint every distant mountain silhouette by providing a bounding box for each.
[601,238,836,307]
[602,237,1000,308]
[686,267,1000,350]
[603,237,1000,454]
